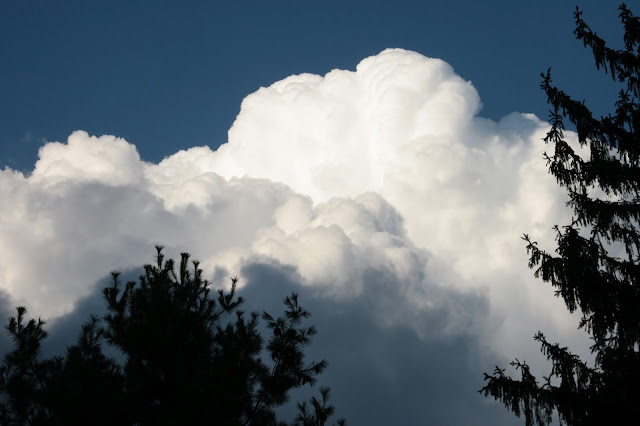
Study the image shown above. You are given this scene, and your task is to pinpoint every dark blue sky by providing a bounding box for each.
[0,0,625,171]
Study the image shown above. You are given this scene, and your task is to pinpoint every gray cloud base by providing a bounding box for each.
[10,259,519,425]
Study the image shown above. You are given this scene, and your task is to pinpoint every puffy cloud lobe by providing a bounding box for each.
[30,131,145,186]
[212,49,482,202]
[250,193,426,299]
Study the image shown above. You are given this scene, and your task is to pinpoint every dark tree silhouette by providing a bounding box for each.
[0,246,346,426]
[480,4,640,426]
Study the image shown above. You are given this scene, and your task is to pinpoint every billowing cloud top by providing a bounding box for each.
[213,49,481,199]
[0,49,591,423]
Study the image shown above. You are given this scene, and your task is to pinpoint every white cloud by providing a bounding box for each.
[30,131,145,186]
[150,49,587,359]
[0,49,592,373]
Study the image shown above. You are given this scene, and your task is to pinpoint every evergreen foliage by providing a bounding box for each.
[480,4,640,425]
[0,246,345,425]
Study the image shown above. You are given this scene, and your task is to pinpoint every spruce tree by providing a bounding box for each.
[480,4,640,425]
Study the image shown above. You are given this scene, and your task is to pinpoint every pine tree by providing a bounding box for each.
[0,246,345,425]
[480,4,640,425]
[0,307,57,425]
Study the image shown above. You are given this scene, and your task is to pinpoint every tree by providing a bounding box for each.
[480,4,640,425]
[0,246,346,425]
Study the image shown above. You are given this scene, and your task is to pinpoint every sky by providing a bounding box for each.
[0,0,631,424]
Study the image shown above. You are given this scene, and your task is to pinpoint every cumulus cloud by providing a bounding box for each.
[140,48,588,358]
[30,131,145,186]
[0,48,592,423]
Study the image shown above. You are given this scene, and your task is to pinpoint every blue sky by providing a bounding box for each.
[0,1,632,424]
[1,0,623,171]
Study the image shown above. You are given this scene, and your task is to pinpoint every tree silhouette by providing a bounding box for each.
[0,246,346,425]
[480,4,640,425]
